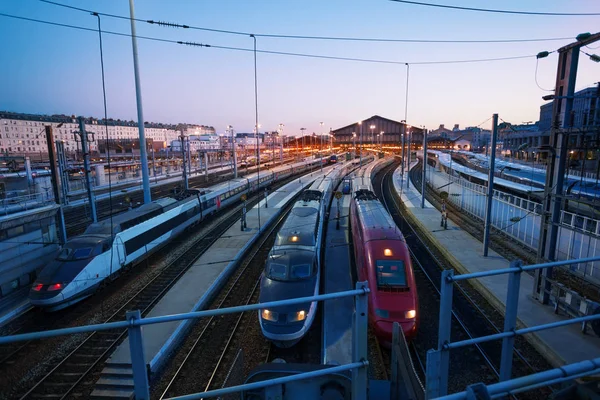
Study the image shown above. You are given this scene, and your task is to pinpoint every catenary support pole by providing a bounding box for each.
[180,132,188,191]
[45,125,67,244]
[483,114,499,257]
[421,128,428,208]
[78,117,97,223]
[128,0,151,204]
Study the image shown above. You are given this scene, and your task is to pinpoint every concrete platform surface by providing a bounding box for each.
[392,162,600,367]
[322,193,354,365]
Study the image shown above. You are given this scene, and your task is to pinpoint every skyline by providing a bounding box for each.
[1,0,599,136]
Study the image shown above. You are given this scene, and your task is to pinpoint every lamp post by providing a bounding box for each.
[278,123,284,163]
[300,127,306,160]
[352,132,356,159]
[370,124,375,149]
[228,125,237,178]
[319,122,324,170]
[359,121,363,167]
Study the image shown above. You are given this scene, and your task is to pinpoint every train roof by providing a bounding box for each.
[275,191,321,248]
[354,190,404,241]
[83,200,166,236]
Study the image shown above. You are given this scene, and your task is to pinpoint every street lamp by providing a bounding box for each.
[300,127,306,160]
[358,121,364,167]
[352,132,356,159]
[379,131,384,148]
[228,124,237,178]
[370,124,375,148]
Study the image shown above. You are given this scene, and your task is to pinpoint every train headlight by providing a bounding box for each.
[289,310,306,322]
[261,309,278,322]
[375,309,389,318]
[405,310,416,319]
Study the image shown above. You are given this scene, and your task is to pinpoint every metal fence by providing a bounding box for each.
[425,163,600,281]
[0,192,55,216]
[426,257,600,399]
[0,284,370,400]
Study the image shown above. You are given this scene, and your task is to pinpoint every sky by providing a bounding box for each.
[0,0,599,136]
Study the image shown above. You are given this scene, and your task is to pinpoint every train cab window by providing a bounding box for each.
[291,264,311,279]
[375,260,407,288]
[267,263,287,280]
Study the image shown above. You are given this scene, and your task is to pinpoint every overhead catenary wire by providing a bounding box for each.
[38,0,576,44]
[387,0,600,16]
[0,12,549,66]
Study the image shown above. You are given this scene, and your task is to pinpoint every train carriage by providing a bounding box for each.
[28,160,306,311]
[350,188,418,346]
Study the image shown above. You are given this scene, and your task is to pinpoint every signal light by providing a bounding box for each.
[384,248,393,256]
[48,283,63,291]
[33,284,43,292]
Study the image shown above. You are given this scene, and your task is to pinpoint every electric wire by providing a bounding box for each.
[0,12,546,66]
[94,13,116,277]
[387,0,600,16]
[38,0,577,44]
[534,58,554,92]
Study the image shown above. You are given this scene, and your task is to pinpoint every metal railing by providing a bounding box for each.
[0,284,370,400]
[426,257,600,399]
[425,162,600,281]
[0,192,55,216]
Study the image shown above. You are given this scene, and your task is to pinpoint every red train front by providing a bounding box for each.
[350,189,418,347]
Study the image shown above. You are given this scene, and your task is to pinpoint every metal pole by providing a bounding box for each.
[500,260,522,381]
[78,117,97,223]
[180,132,188,191]
[359,122,363,167]
[406,129,411,189]
[352,281,368,400]
[45,126,67,244]
[320,122,323,172]
[128,0,151,204]
[421,129,428,208]
[251,34,261,230]
[401,124,405,176]
[151,147,156,184]
[483,114,499,257]
[230,126,237,178]
[126,310,150,400]
[437,269,454,396]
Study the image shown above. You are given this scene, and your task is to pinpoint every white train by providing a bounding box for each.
[29,159,323,311]
[258,162,352,347]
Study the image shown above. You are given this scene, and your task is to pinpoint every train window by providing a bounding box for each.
[267,263,287,280]
[291,264,311,279]
[375,260,407,288]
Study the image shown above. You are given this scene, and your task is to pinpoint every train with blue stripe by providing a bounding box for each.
[29,159,323,311]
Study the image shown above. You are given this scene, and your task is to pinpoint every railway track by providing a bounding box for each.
[375,162,553,398]
[4,173,302,400]
[158,199,293,399]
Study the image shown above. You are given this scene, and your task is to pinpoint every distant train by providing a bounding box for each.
[29,159,324,311]
[328,154,338,164]
[350,188,418,346]
[258,166,343,347]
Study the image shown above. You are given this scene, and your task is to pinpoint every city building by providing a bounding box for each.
[501,85,600,167]
[0,111,212,159]
[332,115,423,149]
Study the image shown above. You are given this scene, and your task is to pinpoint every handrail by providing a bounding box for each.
[0,285,370,400]
[0,288,368,345]
[450,256,600,282]
[426,257,600,398]
[435,357,600,400]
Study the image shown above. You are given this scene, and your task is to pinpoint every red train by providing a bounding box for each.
[350,189,418,346]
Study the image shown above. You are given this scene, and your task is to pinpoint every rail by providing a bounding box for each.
[426,256,600,399]
[0,285,370,400]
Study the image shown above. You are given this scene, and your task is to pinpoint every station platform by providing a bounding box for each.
[322,193,354,366]
[392,162,600,367]
[92,166,338,398]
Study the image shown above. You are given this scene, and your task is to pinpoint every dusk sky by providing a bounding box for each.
[1,0,599,136]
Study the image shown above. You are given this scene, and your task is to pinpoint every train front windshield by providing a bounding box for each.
[375,260,407,288]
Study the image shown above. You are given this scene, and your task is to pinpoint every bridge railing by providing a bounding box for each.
[426,257,600,399]
[0,283,370,400]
